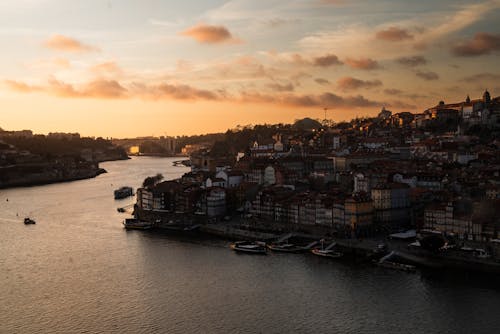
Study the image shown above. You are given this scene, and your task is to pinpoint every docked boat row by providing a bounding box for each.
[230,240,345,258]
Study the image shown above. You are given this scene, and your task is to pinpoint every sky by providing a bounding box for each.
[1,0,499,138]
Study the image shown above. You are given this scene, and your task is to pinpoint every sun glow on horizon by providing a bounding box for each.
[0,0,499,137]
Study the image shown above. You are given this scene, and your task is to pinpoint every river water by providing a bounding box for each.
[1,157,499,334]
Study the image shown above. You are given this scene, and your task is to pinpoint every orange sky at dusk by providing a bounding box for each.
[1,0,499,137]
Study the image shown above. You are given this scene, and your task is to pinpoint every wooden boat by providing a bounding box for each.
[230,241,267,254]
[122,218,152,230]
[114,186,133,199]
[311,248,343,258]
[267,243,304,253]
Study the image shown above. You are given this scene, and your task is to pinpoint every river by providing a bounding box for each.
[1,157,499,334]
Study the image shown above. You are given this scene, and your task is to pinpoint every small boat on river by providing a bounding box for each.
[114,186,134,199]
[230,241,267,254]
[24,217,36,225]
[122,218,152,230]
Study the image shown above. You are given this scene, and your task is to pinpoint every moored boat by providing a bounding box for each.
[267,243,304,253]
[24,217,36,225]
[114,186,134,199]
[122,218,152,230]
[230,241,267,254]
[311,248,343,258]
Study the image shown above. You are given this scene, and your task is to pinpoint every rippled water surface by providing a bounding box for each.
[1,157,499,334]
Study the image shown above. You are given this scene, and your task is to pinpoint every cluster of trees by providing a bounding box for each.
[1,135,125,158]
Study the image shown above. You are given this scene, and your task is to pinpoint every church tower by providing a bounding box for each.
[483,89,491,104]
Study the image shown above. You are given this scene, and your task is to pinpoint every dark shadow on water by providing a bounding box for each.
[419,267,500,291]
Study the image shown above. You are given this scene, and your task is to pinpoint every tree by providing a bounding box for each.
[142,173,164,188]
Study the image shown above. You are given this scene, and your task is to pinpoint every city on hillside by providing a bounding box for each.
[132,90,500,264]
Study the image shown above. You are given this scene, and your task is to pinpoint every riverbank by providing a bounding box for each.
[133,207,500,273]
[0,165,107,189]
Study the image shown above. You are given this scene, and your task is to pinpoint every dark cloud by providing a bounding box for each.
[267,82,295,92]
[451,32,500,57]
[462,73,500,81]
[344,57,380,70]
[416,70,439,81]
[142,83,220,100]
[384,88,403,95]
[315,78,331,86]
[375,27,413,42]
[240,91,382,108]
[386,100,417,109]
[395,55,427,67]
[337,76,382,91]
[313,54,343,67]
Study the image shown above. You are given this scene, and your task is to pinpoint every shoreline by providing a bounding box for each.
[0,155,130,190]
[132,208,500,274]
[0,167,107,189]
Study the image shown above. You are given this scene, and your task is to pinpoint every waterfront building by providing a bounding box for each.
[371,183,411,225]
[344,193,373,232]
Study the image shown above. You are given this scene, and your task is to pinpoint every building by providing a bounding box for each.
[371,183,411,225]
[344,193,373,232]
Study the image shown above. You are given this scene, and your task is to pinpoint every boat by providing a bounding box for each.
[311,248,343,258]
[122,218,152,230]
[117,207,126,213]
[230,241,267,254]
[114,186,134,199]
[310,239,343,258]
[24,217,36,225]
[267,243,304,253]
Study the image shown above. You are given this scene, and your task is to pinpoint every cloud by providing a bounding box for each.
[48,78,128,98]
[315,78,331,86]
[240,91,382,108]
[5,78,127,99]
[267,82,294,92]
[415,70,439,81]
[43,34,99,52]
[344,57,380,70]
[462,73,500,81]
[180,24,239,44]
[4,80,42,93]
[387,100,417,110]
[375,27,413,42]
[134,82,221,100]
[395,55,427,67]
[384,88,403,95]
[261,18,300,28]
[337,76,382,91]
[90,61,123,75]
[451,32,500,57]
[313,54,343,67]
[5,76,389,110]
